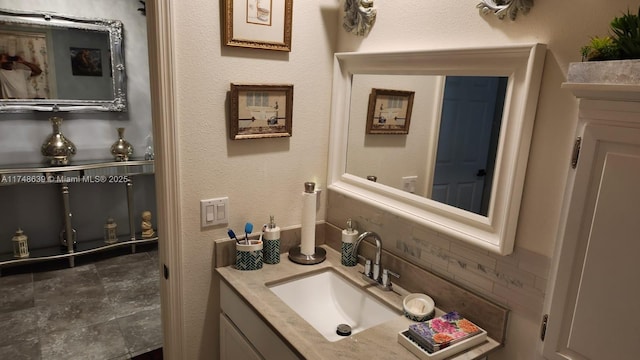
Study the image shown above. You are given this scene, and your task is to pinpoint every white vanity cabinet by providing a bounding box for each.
[220,280,300,360]
[542,64,640,360]
[220,314,262,360]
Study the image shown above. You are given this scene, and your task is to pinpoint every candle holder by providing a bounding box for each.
[11,228,29,258]
[104,217,118,244]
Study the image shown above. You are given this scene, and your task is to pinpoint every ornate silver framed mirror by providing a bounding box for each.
[0,8,126,112]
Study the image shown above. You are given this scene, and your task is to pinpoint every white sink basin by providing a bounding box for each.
[268,268,399,342]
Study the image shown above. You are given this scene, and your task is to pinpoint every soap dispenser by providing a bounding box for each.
[263,215,281,264]
[341,218,359,267]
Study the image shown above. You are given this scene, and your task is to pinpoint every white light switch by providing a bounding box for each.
[402,176,418,194]
[200,197,229,227]
[216,203,226,220]
[206,205,214,221]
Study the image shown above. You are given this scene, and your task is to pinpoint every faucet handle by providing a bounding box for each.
[363,259,373,278]
[381,269,400,290]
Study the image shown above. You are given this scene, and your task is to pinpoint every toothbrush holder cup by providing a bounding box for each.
[236,240,263,271]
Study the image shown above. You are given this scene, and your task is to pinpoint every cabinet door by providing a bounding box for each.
[220,281,300,360]
[542,124,640,360]
[220,314,263,360]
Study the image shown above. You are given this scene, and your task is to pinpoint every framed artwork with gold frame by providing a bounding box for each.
[224,0,293,52]
[230,83,293,140]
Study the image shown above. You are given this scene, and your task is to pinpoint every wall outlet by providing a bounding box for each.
[402,176,418,194]
[200,197,229,227]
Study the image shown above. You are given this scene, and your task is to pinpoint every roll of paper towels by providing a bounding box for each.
[301,183,317,256]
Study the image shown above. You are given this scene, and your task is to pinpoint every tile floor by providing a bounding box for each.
[0,247,162,360]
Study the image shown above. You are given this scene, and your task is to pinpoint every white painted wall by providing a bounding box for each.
[172,1,338,358]
[0,0,151,164]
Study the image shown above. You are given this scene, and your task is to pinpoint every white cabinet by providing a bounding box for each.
[220,314,262,360]
[542,69,640,360]
[220,281,300,360]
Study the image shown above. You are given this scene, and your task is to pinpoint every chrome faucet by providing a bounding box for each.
[352,231,382,282]
[351,231,399,290]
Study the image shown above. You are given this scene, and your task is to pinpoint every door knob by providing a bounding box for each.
[476,169,487,177]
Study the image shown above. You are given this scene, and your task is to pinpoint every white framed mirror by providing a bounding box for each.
[327,44,546,255]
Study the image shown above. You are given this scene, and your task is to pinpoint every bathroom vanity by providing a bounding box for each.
[217,245,499,360]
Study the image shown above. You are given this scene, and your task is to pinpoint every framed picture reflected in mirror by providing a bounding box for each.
[366,88,415,135]
[70,47,103,77]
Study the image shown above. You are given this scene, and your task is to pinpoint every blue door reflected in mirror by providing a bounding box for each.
[432,76,507,216]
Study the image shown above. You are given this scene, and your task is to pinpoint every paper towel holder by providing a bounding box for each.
[288,246,327,265]
[289,181,327,265]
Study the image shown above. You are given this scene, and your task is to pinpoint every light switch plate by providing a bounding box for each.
[200,197,229,227]
[402,176,418,194]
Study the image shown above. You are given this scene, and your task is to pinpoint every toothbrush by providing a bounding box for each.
[258,224,267,242]
[244,222,253,244]
[227,229,240,244]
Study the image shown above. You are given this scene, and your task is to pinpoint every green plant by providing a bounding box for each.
[581,36,620,61]
[610,6,640,59]
[580,7,640,61]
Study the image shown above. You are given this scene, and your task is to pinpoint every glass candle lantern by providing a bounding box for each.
[104,217,118,244]
[12,228,29,258]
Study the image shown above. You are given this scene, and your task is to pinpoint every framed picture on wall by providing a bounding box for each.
[365,88,415,135]
[224,0,293,51]
[230,83,294,140]
[70,47,102,76]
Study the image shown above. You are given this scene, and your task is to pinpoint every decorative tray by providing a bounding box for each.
[398,329,487,360]
[397,311,488,360]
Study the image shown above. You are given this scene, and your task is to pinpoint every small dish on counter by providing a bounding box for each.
[403,293,435,322]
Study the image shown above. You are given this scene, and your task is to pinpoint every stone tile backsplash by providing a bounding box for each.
[327,190,550,320]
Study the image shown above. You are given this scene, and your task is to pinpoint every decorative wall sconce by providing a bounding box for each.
[343,0,377,36]
[12,228,29,259]
[477,0,533,21]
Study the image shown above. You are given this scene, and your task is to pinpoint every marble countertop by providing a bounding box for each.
[216,245,500,360]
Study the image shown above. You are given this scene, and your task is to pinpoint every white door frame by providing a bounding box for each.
[146,1,185,359]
